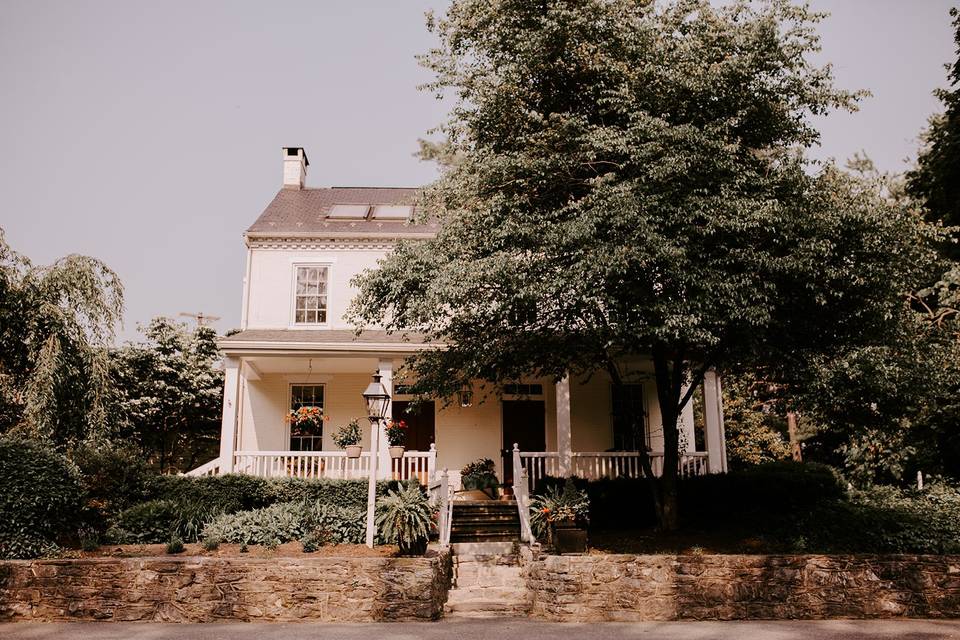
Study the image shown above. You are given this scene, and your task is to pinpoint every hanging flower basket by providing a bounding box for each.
[389,446,405,459]
[286,406,327,436]
[345,444,363,459]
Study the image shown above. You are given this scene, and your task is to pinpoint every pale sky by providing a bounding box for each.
[0,0,956,342]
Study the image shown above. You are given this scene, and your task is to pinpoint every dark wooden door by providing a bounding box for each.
[502,400,546,484]
[392,401,436,451]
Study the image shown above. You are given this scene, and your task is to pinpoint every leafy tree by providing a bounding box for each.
[721,373,792,470]
[0,229,123,445]
[349,0,939,529]
[796,311,960,486]
[109,317,223,473]
[907,7,960,261]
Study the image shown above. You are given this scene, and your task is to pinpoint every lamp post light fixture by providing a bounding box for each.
[362,371,391,548]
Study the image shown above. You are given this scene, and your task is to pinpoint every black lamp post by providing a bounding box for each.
[362,371,391,547]
[362,373,391,423]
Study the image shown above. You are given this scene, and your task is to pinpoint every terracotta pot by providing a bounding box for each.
[389,446,405,459]
[345,444,362,459]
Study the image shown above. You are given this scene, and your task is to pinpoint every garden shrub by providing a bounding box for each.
[103,475,411,545]
[202,501,366,546]
[0,438,84,559]
[72,442,150,524]
[106,499,179,544]
[790,482,960,554]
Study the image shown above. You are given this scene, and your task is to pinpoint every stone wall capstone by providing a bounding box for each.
[524,553,960,621]
[0,551,452,622]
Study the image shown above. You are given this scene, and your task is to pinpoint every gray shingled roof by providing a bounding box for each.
[247,187,439,235]
[221,329,431,345]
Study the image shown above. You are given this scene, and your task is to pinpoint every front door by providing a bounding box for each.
[392,401,436,451]
[502,400,546,484]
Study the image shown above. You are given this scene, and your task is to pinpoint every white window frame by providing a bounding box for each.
[287,382,326,451]
[289,262,331,328]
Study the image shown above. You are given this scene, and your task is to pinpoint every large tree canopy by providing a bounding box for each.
[109,317,223,473]
[907,7,960,261]
[350,0,940,528]
[0,229,123,446]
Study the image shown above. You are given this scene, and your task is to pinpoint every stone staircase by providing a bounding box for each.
[450,500,522,543]
[444,542,532,618]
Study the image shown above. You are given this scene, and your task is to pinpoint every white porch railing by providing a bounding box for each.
[515,447,710,490]
[428,469,454,546]
[232,446,437,483]
[185,457,221,477]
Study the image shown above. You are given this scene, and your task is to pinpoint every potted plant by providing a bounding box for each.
[529,478,590,554]
[333,419,363,458]
[385,419,408,458]
[375,484,433,556]
[457,458,500,500]
[286,405,327,438]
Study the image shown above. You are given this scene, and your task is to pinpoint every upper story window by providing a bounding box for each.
[294,266,328,324]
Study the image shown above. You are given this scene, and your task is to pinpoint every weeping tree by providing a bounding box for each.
[0,229,123,446]
[349,0,939,529]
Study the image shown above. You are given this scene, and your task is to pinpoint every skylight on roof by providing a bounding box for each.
[327,204,370,219]
[371,205,413,220]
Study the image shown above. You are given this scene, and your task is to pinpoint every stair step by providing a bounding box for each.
[450,542,518,556]
[447,591,530,605]
[450,529,520,537]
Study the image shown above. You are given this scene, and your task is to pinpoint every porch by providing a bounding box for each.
[199,331,728,492]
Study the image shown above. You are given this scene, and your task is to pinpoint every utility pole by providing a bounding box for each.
[179,312,221,328]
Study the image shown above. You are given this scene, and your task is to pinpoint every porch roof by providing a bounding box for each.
[219,329,438,355]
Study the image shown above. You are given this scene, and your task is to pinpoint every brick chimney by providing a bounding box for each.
[282,147,308,189]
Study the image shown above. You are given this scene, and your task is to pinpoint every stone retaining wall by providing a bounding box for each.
[525,554,960,621]
[0,550,452,622]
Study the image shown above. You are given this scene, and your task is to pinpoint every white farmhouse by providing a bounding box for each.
[192,147,727,493]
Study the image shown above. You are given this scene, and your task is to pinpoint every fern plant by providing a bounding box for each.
[375,484,433,555]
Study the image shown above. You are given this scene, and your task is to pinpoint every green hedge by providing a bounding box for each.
[0,438,84,558]
[534,460,846,530]
[533,462,960,554]
[145,474,406,513]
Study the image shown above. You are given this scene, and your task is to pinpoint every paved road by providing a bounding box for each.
[3,619,960,640]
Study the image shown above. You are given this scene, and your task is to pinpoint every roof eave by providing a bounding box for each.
[244,230,436,242]
[218,339,443,355]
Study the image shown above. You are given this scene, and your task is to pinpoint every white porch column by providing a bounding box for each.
[377,359,394,480]
[556,374,572,477]
[702,369,727,474]
[219,356,241,473]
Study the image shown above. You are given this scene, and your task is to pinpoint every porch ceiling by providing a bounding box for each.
[248,356,382,374]
[219,329,440,357]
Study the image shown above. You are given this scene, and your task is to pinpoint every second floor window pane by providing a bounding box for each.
[295,266,328,324]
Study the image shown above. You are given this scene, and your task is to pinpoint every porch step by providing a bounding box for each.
[443,546,531,619]
[450,500,521,543]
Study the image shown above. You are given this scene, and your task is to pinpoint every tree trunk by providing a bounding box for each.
[652,345,684,532]
[786,411,802,462]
